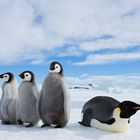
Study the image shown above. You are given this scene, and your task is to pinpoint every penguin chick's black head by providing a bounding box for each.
[19,71,35,82]
[0,72,14,83]
[50,61,63,75]
[118,101,140,119]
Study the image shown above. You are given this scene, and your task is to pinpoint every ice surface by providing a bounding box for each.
[0,89,140,140]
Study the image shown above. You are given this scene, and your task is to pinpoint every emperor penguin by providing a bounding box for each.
[39,61,70,128]
[79,96,140,132]
[16,71,39,127]
[0,72,18,124]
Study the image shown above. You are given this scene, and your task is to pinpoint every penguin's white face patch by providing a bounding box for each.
[3,74,10,82]
[23,72,32,82]
[50,64,61,73]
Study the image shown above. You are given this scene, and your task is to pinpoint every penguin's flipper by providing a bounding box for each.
[79,109,93,127]
[0,94,4,120]
[1,98,11,120]
[37,90,43,117]
[99,118,115,125]
[32,86,40,118]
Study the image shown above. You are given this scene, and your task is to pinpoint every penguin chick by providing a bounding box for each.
[39,61,71,128]
[0,72,18,124]
[79,96,140,132]
[16,71,39,127]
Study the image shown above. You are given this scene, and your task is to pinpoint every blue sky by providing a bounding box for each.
[0,0,140,84]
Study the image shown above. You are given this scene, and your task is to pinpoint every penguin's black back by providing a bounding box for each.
[82,96,120,122]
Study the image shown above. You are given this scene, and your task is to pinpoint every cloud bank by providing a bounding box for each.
[75,51,140,65]
[0,0,140,65]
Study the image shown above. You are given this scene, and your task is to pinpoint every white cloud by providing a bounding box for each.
[0,0,140,64]
[57,47,81,57]
[79,38,139,51]
[75,51,140,65]
[0,0,64,64]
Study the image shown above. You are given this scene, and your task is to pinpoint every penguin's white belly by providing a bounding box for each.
[90,118,129,132]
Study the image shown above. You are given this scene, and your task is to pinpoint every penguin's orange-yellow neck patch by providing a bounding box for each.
[113,107,121,118]
[117,107,121,114]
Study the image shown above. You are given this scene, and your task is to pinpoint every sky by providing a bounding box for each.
[0,0,140,84]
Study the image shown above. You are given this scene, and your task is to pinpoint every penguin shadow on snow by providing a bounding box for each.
[0,121,72,132]
[67,123,122,140]
[0,121,48,132]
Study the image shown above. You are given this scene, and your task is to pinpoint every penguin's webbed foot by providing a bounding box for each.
[55,124,65,128]
[41,123,51,128]
[17,120,23,125]
[25,123,34,128]
[2,121,10,125]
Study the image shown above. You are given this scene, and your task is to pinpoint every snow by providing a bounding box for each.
[66,75,140,93]
[0,89,140,140]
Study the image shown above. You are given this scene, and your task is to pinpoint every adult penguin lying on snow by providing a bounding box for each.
[79,96,140,132]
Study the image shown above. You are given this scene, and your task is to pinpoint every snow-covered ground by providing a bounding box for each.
[0,89,140,140]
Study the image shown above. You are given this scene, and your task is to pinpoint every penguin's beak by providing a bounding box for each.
[129,103,140,112]
[50,65,55,71]
[132,106,140,110]
[18,73,24,79]
[0,74,3,78]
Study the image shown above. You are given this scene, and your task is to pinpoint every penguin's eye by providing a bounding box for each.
[55,64,60,69]
[4,75,7,77]
[24,73,29,77]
